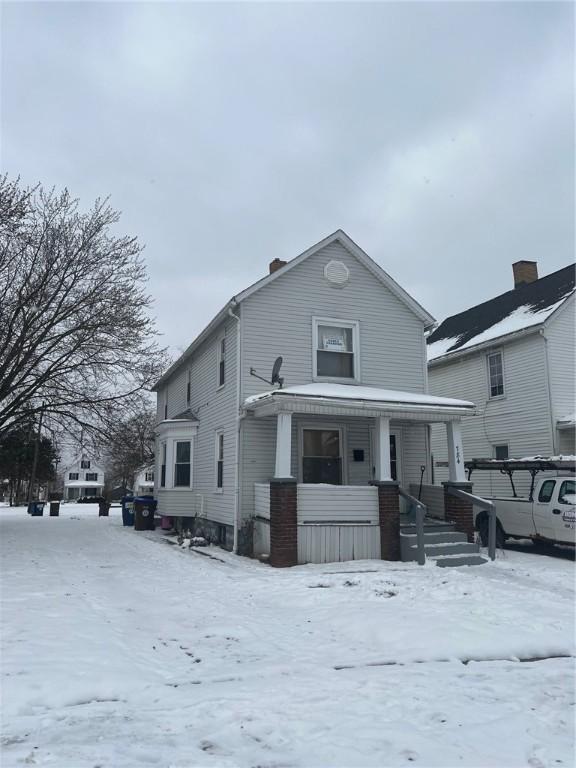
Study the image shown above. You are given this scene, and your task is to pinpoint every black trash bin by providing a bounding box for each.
[49,501,60,516]
[134,496,157,531]
[28,501,45,516]
[98,499,111,517]
[121,496,135,527]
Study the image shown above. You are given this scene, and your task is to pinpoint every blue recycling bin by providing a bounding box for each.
[121,495,135,527]
[28,501,45,516]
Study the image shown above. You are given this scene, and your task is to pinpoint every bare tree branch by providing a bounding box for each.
[0,177,169,436]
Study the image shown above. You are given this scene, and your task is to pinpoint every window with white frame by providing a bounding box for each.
[487,351,504,398]
[215,431,224,490]
[313,317,359,380]
[174,441,192,487]
[68,472,79,481]
[80,459,91,469]
[85,472,98,481]
[217,337,226,387]
[163,390,168,420]
[145,471,154,482]
[186,369,191,406]
[160,442,167,488]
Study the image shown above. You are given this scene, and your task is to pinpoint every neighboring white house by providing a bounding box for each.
[152,230,477,566]
[62,455,105,500]
[134,465,154,496]
[427,261,575,497]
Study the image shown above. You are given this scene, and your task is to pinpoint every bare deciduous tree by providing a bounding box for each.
[99,403,157,490]
[0,176,167,437]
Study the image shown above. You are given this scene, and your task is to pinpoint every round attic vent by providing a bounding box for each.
[324,260,350,286]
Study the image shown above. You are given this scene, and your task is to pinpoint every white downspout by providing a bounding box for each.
[228,305,241,553]
[541,330,557,455]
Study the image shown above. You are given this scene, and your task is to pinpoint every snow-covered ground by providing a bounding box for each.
[1,504,574,768]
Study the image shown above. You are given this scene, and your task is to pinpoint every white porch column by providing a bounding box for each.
[274,412,293,478]
[446,421,466,483]
[374,416,392,482]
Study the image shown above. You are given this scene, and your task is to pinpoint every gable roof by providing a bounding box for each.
[153,230,435,390]
[427,264,575,364]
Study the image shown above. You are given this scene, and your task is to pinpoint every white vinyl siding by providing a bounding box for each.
[240,240,427,402]
[429,332,553,497]
[544,297,576,451]
[155,315,238,524]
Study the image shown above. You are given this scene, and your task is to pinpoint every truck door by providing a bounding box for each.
[552,479,576,544]
[532,479,557,541]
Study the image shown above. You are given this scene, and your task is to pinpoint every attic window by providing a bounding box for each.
[324,260,350,286]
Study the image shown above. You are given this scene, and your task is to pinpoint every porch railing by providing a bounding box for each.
[446,486,496,561]
[399,488,427,566]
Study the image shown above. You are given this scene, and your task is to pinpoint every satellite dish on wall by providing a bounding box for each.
[249,356,284,389]
[271,357,284,388]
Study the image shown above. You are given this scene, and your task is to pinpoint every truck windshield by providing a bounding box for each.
[558,480,575,505]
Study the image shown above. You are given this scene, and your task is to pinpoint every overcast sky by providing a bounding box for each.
[2,1,574,357]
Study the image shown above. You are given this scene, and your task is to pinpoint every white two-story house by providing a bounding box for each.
[153,231,477,566]
[427,261,575,498]
[62,455,105,500]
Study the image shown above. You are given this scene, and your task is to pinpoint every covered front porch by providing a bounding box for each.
[243,384,475,566]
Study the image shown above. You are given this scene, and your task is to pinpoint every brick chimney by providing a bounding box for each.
[269,258,287,274]
[512,260,538,288]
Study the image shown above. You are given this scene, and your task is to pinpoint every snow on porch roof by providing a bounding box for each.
[243,383,474,412]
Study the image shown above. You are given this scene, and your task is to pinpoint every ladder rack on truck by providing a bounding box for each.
[464,457,576,501]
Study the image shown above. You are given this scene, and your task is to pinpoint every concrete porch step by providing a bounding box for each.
[401,530,468,546]
[434,553,488,567]
[418,541,480,558]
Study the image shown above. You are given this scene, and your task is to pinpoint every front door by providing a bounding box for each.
[302,428,343,484]
[369,430,401,483]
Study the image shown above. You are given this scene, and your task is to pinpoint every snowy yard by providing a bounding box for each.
[1,505,574,768]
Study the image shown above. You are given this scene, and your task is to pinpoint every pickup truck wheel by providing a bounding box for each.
[477,515,505,548]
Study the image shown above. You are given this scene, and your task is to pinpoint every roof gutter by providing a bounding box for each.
[152,298,239,391]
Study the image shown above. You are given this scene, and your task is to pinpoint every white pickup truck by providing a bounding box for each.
[475,475,575,548]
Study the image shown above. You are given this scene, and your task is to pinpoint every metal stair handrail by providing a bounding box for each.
[399,488,427,566]
[447,487,496,561]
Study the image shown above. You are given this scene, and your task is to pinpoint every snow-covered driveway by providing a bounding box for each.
[1,506,574,768]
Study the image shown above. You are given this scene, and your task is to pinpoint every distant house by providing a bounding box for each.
[134,465,154,496]
[62,455,105,500]
[427,261,575,497]
[152,230,480,566]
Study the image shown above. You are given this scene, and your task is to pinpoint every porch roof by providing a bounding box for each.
[243,383,475,422]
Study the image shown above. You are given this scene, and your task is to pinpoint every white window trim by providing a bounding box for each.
[216,334,226,390]
[156,425,197,491]
[173,439,193,489]
[214,430,224,492]
[159,441,167,489]
[312,316,360,383]
[486,349,506,400]
[298,423,347,484]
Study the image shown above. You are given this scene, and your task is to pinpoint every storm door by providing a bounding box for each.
[302,428,343,485]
